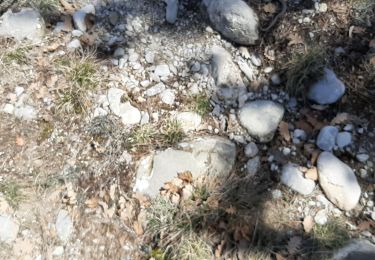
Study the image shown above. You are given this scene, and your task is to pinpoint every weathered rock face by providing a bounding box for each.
[204,0,259,45]
[238,100,284,142]
[281,163,316,195]
[211,46,246,106]
[308,68,345,105]
[134,136,236,197]
[0,8,45,43]
[317,152,361,211]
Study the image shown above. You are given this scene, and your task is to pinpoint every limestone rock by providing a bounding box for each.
[107,88,141,125]
[55,210,73,242]
[0,215,19,242]
[317,152,361,211]
[281,163,316,195]
[238,100,284,142]
[175,112,202,132]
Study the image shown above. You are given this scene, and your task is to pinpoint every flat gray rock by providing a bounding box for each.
[0,215,19,242]
[0,8,45,43]
[204,0,259,45]
[281,163,316,195]
[238,100,284,142]
[308,68,345,105]
[317,152,361,211]
[134,136,236,197]
[316,126,338,151]
[333,239,375,260]
[56,210,73,242]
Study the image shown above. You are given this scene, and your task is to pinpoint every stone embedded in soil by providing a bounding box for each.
[0,215,19,242]
[317,152,361,211]
[246,156,260,176]
[0,8,45,43]
[160,89,175,105]
[281,163,316,195]
[308,68,345,105]
[165,0,179,24]
[72,5,95,32]
[67,39,82,50]
[316,126,339,152]
[134,136,236,197]
[333,239,375,260]
[336,131,352,149]
[204,0,259,45]
[175,112,202,132]
[107,88,141,125]
[244,142,258,158]
[238,100,284,142]
[56,210,73,242]
[14,105,37,121]
[145,82,166,97]
[314,209,328,225]
[154,64,171,77]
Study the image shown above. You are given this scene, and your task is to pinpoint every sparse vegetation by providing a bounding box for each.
[189,93,211,117]
[312,219,351,250]
[128,124,158,147]
[285,47,327,98]
[4,47,28,65]
[161,119,185,145]
[38,120,54,143]
[0,181,26,208]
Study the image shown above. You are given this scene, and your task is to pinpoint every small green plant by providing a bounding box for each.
[286,47,327,98]
[128,124,158,147]
[57,88,91,114]
[0,181,26,208]
[4,47,28,64]
[189,93,211,117]
[312,219,350,250]
[70,59,97,89]
[161,119,184,145]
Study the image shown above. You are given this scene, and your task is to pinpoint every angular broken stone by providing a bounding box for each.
[281,163,316,195]
[238,100,284,142]
[134,136,236,197]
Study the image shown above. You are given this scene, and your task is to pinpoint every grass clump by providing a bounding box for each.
[285,47,327,98]
[0,181,26,208]
[128,124,158,147]
[161,119,184,145]
[312,219,350,250]
[4,47,28,65]
[189,93,211,117]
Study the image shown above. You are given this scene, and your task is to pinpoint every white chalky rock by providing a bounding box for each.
[204,0,259,45]
[154,64,170,77]
[281,163,316,195]
[308,68,345,105]
[55,210,73,242]
[244,142,258,157]
[316,126,338,151]
[14,105,37,120]
[0,215,19,242]
[0,8,45,43]
[317,152,361,211]
[67,39,81,50]
[314,210,328,225]
[238,100,284,142]
[145,83,166,97]
[175,112,202,132]
[107,88,141,125]
[2,104,14,114]
[160,89,175,105]
[336,132,352,148]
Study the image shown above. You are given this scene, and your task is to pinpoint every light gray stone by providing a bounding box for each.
[281,163,316,195]
[56,210,73,242]
[145,83,166,97]
[160,89,175,105]
[314,209,328,225]
[238,100,284,142]
[333,239,375,260]
[67,39,81,50]
[244,142,258,157]
[107,88,141,125]
[356,154,369,163]
[2,103,14,114]
[336,132,352,148]
[308,68,345,105]
[165,0,178,24]
[14,105,37,120]
[0,8,45,43]
[72,5,94,32]
[317,152,361,211]
[204,0,259,45]
[316,126,338,151]
[0,215,19,242]
[246,156,260,176]
[175,112,202,132]
[52,246,64,256]
[154,64,170,77]
[134,137,236,197]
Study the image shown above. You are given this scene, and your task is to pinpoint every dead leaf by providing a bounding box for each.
[296,121,313,135]
[178,171,193,183]
[305,167,318,181]
[330,112,365,125]
[263,3,277,13]
[279,121,291,142]
[163,182,179,194]
[206,196,219,209]
[287,236,302,254]
[215,240,226,258]
[16,136,25,146]
[59,0,76,13]
[133,220,144,236]
[288,33,304,46]
[370,56,375,66]
[303,215,314,233]
[370,39,375,48]
[225,205,237,215]
[275,253,286,260]
[85,197,99,208]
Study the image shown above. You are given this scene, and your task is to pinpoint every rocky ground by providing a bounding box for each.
[0,0,375,259]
